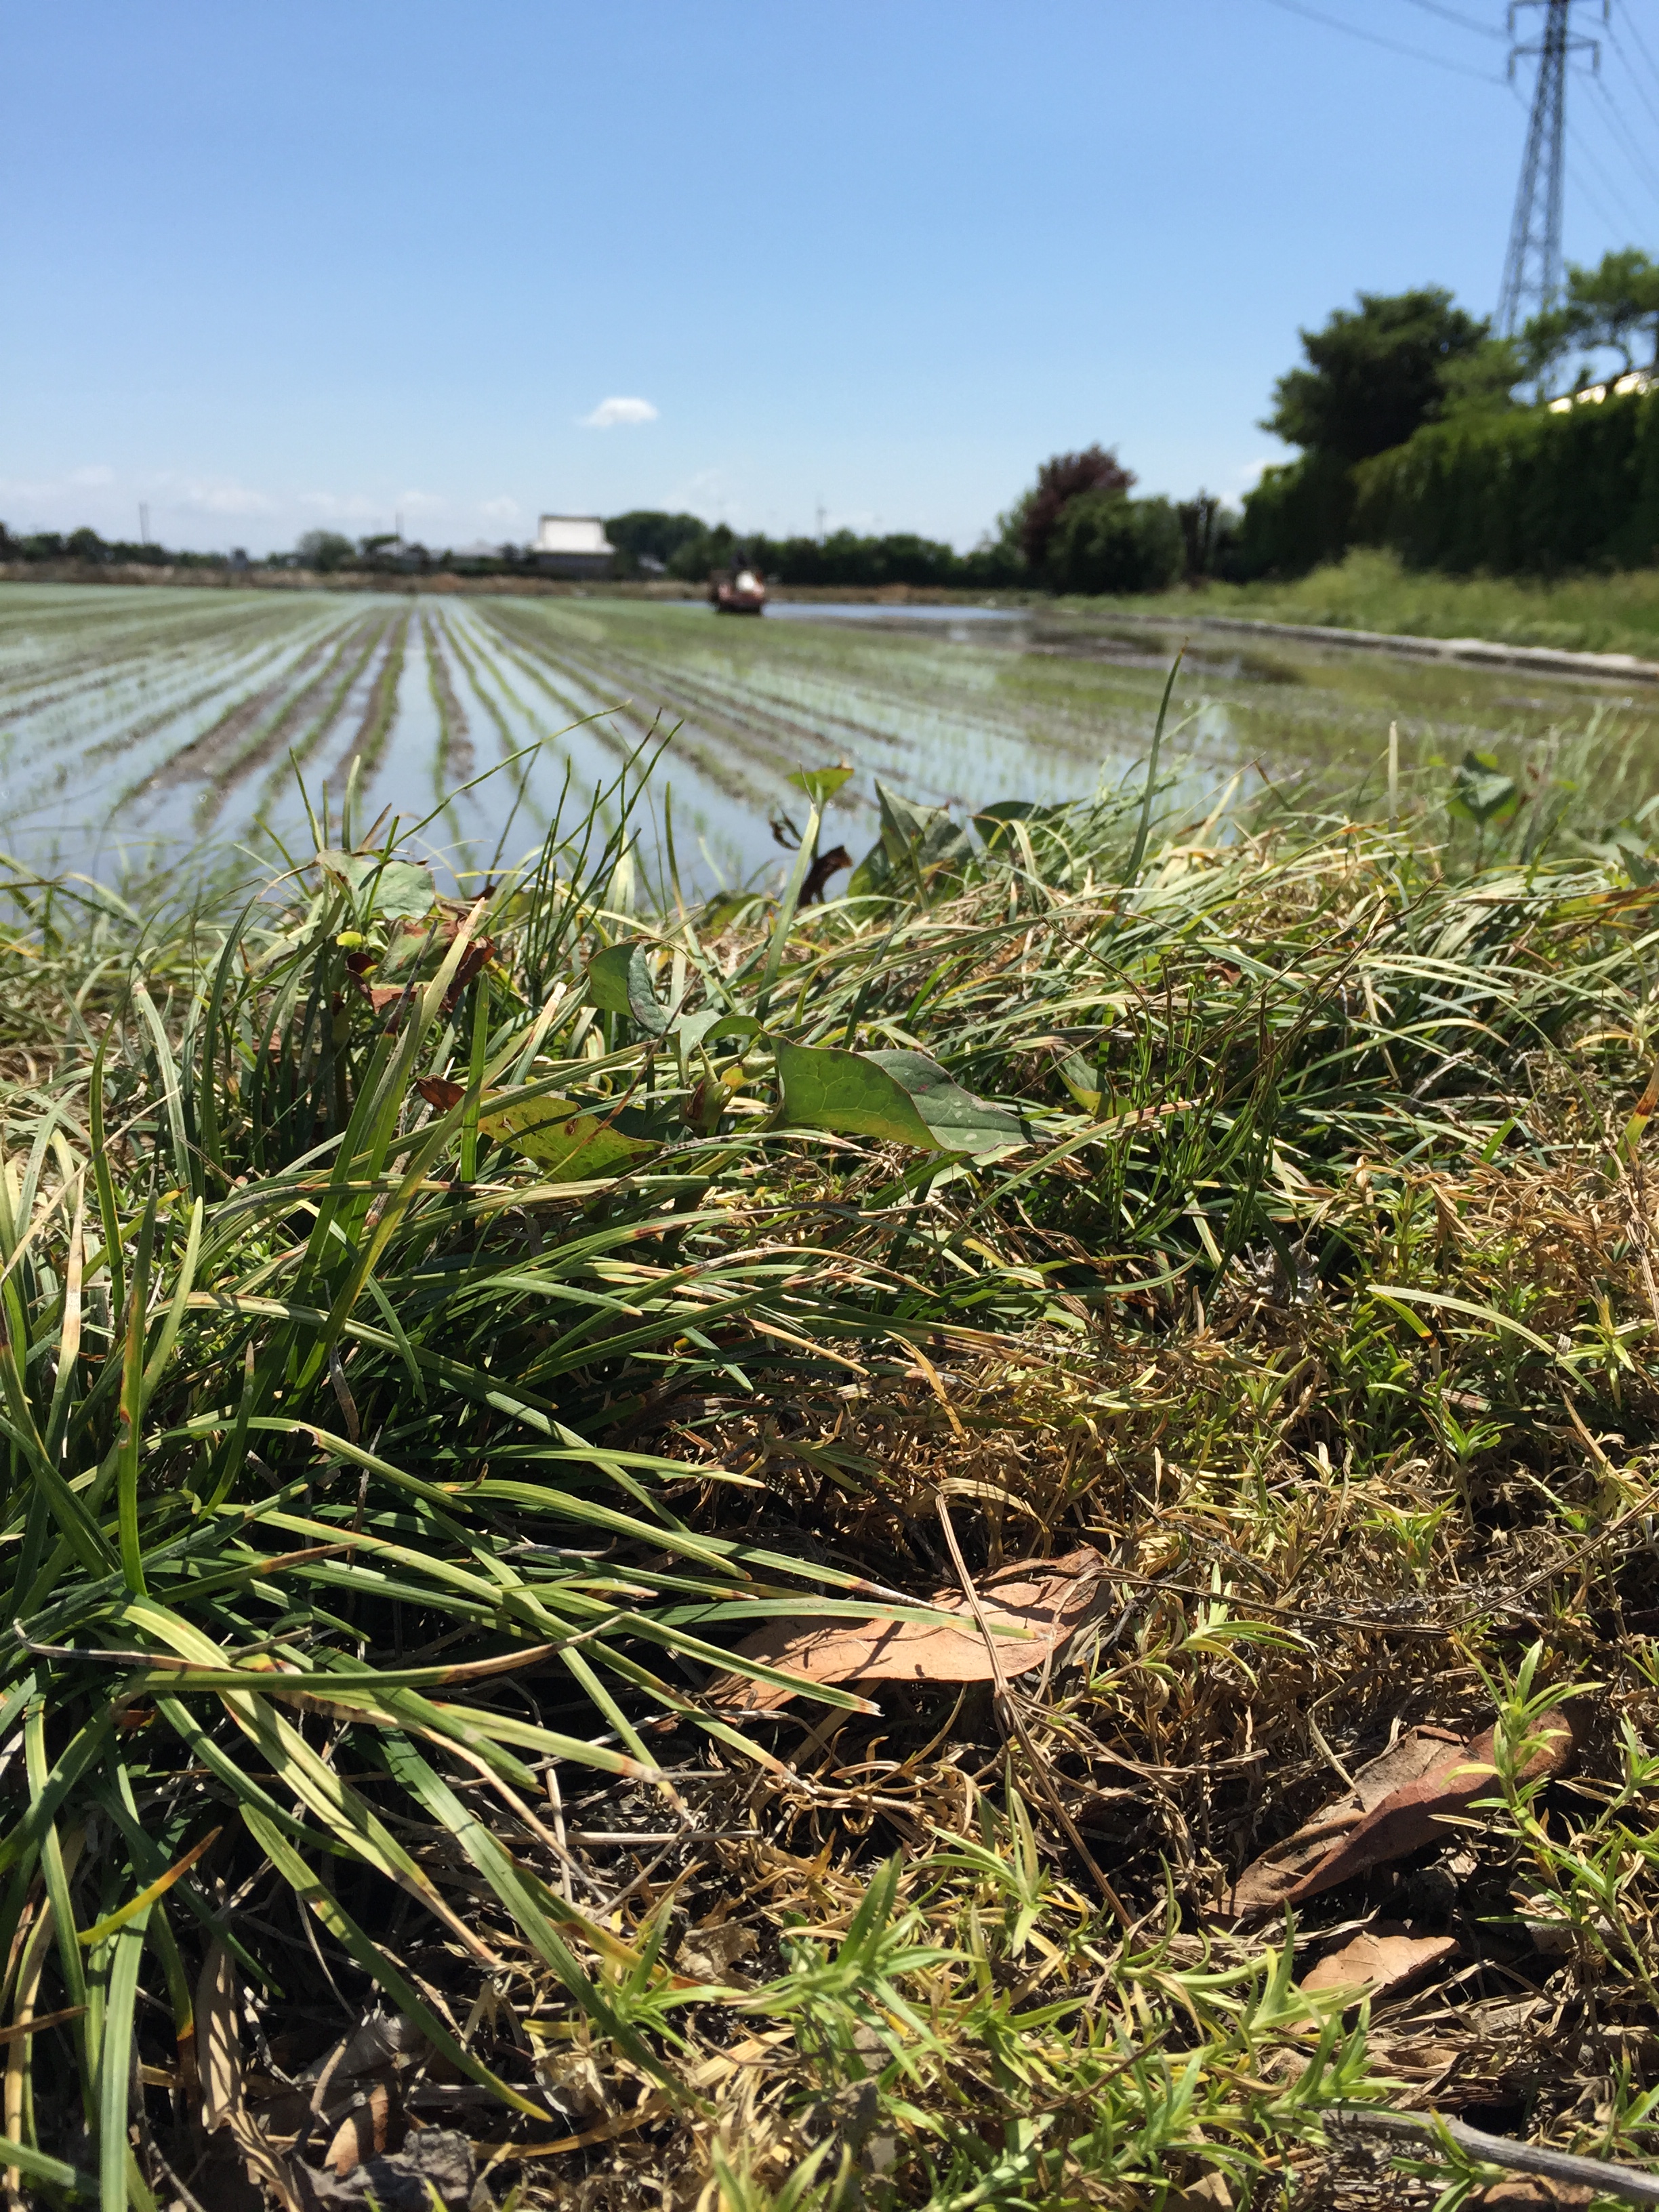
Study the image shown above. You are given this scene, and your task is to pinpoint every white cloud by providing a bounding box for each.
[397,488,445,514]
[68,464,115,488]
[298,490,382,520]
[581,396,659,430]
[176,476,275,517]
[478,495,520,522]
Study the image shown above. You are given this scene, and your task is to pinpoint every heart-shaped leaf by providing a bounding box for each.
[586,941,670,1035]
[787,763,855,806]
[317,851,436,922]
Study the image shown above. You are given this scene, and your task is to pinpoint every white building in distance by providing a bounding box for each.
[534,514,615,579]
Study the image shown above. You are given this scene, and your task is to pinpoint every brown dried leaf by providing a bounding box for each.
[1284,1706,1582,1909]
[1225,1727,1462,1917]
[324,2084,393,2177]
[706,1547,1107,1713]
[415,1078,466,1113]
[1477,2184,1593,2207]
[196,1941,244,2133]
[1300,1923,1459,2001]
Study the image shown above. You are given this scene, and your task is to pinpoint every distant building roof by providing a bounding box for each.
[1549,368,1656,414]
[536,514,615,556]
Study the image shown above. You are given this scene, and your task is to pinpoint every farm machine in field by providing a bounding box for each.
[710,560,767,614]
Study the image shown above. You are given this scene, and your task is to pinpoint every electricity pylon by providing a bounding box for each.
[1497,0,1605,336]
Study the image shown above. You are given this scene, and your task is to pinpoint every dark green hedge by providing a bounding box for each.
[1233,452,1355,579]
[1234,388,1659,579]
[1350,389,1659,573]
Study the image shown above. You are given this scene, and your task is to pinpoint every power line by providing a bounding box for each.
[1607,24,1659,135]
[1262,0,1506,78]
[1590,70,1659,207]
[1397,0,1505,38]
[1565,108,1651,232]
[1618,0,1659,101]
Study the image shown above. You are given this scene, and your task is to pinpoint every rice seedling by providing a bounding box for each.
[16,580,1659,917]
[7,690,1659,2211]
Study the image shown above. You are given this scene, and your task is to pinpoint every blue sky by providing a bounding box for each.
[3,0,1657,554]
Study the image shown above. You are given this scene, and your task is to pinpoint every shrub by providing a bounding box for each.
[1046,491,1184,594]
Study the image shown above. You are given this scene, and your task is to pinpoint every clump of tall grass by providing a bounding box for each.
[6,720,1659,2210]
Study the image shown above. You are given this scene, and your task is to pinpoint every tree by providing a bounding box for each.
[605,510,709,578]
[1015,447,1134,571]
[1560,247,1659,374]
[295,529,355,573]
[1264,288,1489,462]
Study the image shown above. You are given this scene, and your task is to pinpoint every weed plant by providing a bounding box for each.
[5,722,1659,2210]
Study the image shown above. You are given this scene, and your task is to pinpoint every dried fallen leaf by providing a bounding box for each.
[1284,1706,1582,1908]
[196,1942,244,2133]
[1301,1923,1459,2003]
[1227,1708,1582,1917]
[324,2084,394,2177]
[1225,1728,1462,1917]
[707,1548,1107,1712]
[415,1078,466,1112]
[194,1942,306,2212]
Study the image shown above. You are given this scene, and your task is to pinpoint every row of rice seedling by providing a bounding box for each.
[14,580,1659,910]
[7,720,1659,2207]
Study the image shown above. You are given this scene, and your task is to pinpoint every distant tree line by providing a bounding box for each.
[605,464,1233,598]
[0,523,243,569]
[3,465,1247,602]
[1237,250,1659,577]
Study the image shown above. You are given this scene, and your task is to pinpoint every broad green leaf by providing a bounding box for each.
[775,1038,1030,1156]
[848,783,973,899]
[480,1094,657,1181]
[588,940,670,1034]
[972,799,1060,849]
[1450,753,1520,826]
[1054,1051,1102,1114]
[316,849,436,921]
[787,763,855,806]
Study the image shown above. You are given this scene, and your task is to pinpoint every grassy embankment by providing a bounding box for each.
[6,720,1659,2211]
[1101,547,1659,661]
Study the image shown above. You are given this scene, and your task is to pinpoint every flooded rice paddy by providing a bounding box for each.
[1,581,1655,895]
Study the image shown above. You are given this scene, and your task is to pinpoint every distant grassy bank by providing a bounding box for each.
[1104,548,1659,661]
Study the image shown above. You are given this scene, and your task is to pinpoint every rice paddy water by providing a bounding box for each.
[3,579,1656,894]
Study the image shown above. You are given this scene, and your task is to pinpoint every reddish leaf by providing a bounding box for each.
[1300,1923,1459,2002]
[440,937,496,1013]
[1225,1727,1462,1918]
[706,1547,1107,1713]
[415,1078,466,1112]
[1283,1707,1582,1908]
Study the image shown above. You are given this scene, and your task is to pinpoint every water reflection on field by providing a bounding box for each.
[1,581,1655,897]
